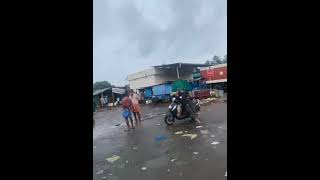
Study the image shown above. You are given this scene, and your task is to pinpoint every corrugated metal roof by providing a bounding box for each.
[153,63,209,69]
[93,88,110,96]
[93,87,126,96]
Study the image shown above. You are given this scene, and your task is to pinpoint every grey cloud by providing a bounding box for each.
[94,0,226,85]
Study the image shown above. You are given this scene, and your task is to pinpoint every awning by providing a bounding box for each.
[112,88,126,94]
[153,63,210,69]
[93,88,110,96]
[93,87,126,96]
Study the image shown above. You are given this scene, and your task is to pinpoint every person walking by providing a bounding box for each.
[130,92,142,125]
[121,93,135,131]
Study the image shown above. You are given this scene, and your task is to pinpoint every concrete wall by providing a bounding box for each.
[127,68,157,81]
[128,67,195,90]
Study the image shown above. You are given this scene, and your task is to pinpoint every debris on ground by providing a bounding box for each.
[174,131,183,135]
[93,146,97,149]
[96,169,104,175]
[141,166,147,171]
[205,158,209,161]
[182,133,198,140]
[106,155,120,163]
[154,135,167,142]
[211,135,215,137]
[102,177,107,179]
[167,169,170,172]
[196,126,203,129]
[211,141,220,145]
[199,98,217,105]
[115,123,121,126]
[126,160,129,163]
[156,124,161,126]
[171,158,176,162]
[225,171,227,176]
[132,146,138,150]
[200,130,210,135]
[109,174,112,176]
[184,131,188,133]
[193,152,199,155]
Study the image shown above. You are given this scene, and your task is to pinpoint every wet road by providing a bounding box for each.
[93,100,227,180]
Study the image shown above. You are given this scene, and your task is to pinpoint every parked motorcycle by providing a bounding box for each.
[164,97,200,125]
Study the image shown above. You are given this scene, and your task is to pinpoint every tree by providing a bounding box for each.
[205,60,211,65]
[223,54,227,63]
[93,81,112,92]
[212,55,222,65]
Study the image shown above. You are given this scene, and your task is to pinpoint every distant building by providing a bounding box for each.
[200,63,227,91]
[127,63,209,91]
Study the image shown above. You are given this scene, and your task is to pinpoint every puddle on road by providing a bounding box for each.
[142,155,168,169]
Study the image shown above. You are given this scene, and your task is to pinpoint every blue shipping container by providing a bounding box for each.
[145,88,153,98]
[152,84,172,96]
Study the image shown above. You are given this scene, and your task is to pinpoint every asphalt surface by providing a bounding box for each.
[93,100,227,180]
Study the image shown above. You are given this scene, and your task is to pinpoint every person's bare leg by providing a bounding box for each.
[137,112,141,124]
[129,117,135,129]
[125,120,130,131]
[133,113,138,125]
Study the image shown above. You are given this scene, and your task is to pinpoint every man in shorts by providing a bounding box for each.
[130,92,142,125]
[121,94,135,131]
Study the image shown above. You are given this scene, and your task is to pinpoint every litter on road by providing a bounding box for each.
[200,130,210,135]
[141,167,147,171]
[126,160,129,163]
[115,123,121,126]
[171,158,176,162]
[225,171,227,176]
[182,133,198,140]
[211,141,220,145]
[156,124,161,126]
[132,147,138,150]
[93,146,97,149]
[106,155,120,163]
[174,131,183,135]
[193,152,199,155]
[96,169,104,175]
[211,135,215,137]
[196,126,203,129]
[154,135,167,141]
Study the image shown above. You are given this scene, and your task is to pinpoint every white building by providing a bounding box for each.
[127,63,209,91]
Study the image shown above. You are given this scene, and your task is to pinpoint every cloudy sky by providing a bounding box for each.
[93,0,227,86]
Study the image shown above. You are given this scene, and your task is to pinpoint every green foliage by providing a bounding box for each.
[93,81,112,92]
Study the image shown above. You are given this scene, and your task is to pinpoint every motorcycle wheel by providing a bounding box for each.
[164,114,174,125]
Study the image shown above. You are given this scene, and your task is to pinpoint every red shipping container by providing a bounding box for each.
[200,64,227,81]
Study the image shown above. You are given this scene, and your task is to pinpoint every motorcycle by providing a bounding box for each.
[164,97,200,125]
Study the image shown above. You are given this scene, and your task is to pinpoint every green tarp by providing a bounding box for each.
[172,80,192,92]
